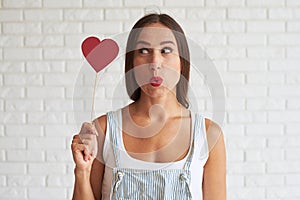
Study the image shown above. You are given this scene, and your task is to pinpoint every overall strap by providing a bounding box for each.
[107,111,121,168]
[183,113,203,171]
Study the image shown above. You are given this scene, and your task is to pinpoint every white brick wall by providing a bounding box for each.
[1,1,300,200]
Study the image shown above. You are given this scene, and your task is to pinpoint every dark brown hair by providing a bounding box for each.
[125,13,190,108]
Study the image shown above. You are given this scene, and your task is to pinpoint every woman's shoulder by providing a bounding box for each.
[203,117,224,152]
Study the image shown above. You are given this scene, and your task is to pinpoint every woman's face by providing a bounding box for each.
[133,22,181,98]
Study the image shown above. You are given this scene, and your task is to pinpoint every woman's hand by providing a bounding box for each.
[71,122,98,172]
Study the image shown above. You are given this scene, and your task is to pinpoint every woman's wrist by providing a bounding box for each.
[74,167,91,179]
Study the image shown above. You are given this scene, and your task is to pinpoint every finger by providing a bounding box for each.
[81,122,98,136]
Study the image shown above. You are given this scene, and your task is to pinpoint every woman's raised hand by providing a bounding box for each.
[71,122,98,172]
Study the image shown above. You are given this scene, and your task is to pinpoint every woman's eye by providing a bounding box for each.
[161,47,173,54]
[138,48,150,54]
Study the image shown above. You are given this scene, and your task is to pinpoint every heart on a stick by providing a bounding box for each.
[81,36,119,73]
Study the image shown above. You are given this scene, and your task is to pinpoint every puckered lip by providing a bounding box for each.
[149,76,163,87]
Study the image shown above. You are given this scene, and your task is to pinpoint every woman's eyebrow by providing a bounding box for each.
[160,41,175,45]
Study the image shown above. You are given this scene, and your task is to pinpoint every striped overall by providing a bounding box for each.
[107,111,203,200]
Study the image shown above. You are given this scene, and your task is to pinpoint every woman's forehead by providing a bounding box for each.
[137,24,177,44]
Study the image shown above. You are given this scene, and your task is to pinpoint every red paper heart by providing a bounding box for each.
[81,36,119,73]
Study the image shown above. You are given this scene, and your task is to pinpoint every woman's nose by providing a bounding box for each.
[149,50,162,71]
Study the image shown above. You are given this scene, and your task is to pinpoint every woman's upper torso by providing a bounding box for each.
[101,108,209,199]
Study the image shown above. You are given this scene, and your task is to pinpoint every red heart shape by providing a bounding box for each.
[81,36,119,73]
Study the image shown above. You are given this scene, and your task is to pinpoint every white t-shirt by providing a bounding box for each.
[101,110,209,200]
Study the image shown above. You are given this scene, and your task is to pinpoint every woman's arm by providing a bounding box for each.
[72,115,107,200]
[202,119,226,200]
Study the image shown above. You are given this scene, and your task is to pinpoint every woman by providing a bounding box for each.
[71,13,226,200]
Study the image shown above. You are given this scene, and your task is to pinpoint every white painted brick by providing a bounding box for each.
[228,60,267,71]
[45,124,79,137]
[70,86,105,99]
[27,87,64,98]
[4,48,42,61]
[159,8,186,20]
[5,99,43,111]
[228,34,266,46]
[0,112,25,124]
[124,0,162,6]
[0,36,23,47]
[0,163,26,174]
[44,99,83,112]
[227,187,265,200]
[246,124,284,135]
[28,188,67,199]
[267,136,300,148]
[64,9,104,21]
[105,9,143,20]
[46,150,73,162]
[0,10,22,21]
[226,149,244,162]
[267,162,300,173]
[228,111,267,123]
[228,8,266,19]
[247,21,285,33]
[0,176,6,186]
[246,73,284,84]
[227,86,267,97]
[25,35,64,47]
[227,136,266,149]
[43,0,81,8]
[47,175,73,187]
[84,21,126,34]
[269,34,300,45]
[44,47,80,60]
[165,0,204,6]
[246,175,284,186]
[227,162,265,174]
[44,73,77,86]
[226,98,245,110]
[26,61,65,72]
[206,47,246,59]
[43,22,81,34]
[6,125,43,136]
[28,163,66,175]
[187,8,226,20]
[188,33,226,46]
[206,21,245,33]
[227,175,244,187]
[269,60,300,71]
[65,61,83,73]
[287,0,300,6]
[223,124,245,136]
[0,137,26,149]
[286,174,300,185]
[287,22,300,32]
[287,47,300,58]
[4,74,42,86]
[3,22,41,34]
[286,124,300,135]
[287,98,300,110]
[269,8,297,19]
[0,87,24,99]
[286,148,300,160]
[0,188,26,199]
[268,111,300,123]
[181,20,204,33]
[27,112,66,124]
[83,0,122,7]
[246,149,284,161]
[7,175,45,186]
[269,86,300,97]
[206,0,245,6]
[246,0,285,6]
[247,47,285,59]
[2,0,41,8]
[246,98,285,110]
[0,150,5,161]
[7,150,44,161]
[28,137,66,149]
[24,9,62,21]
